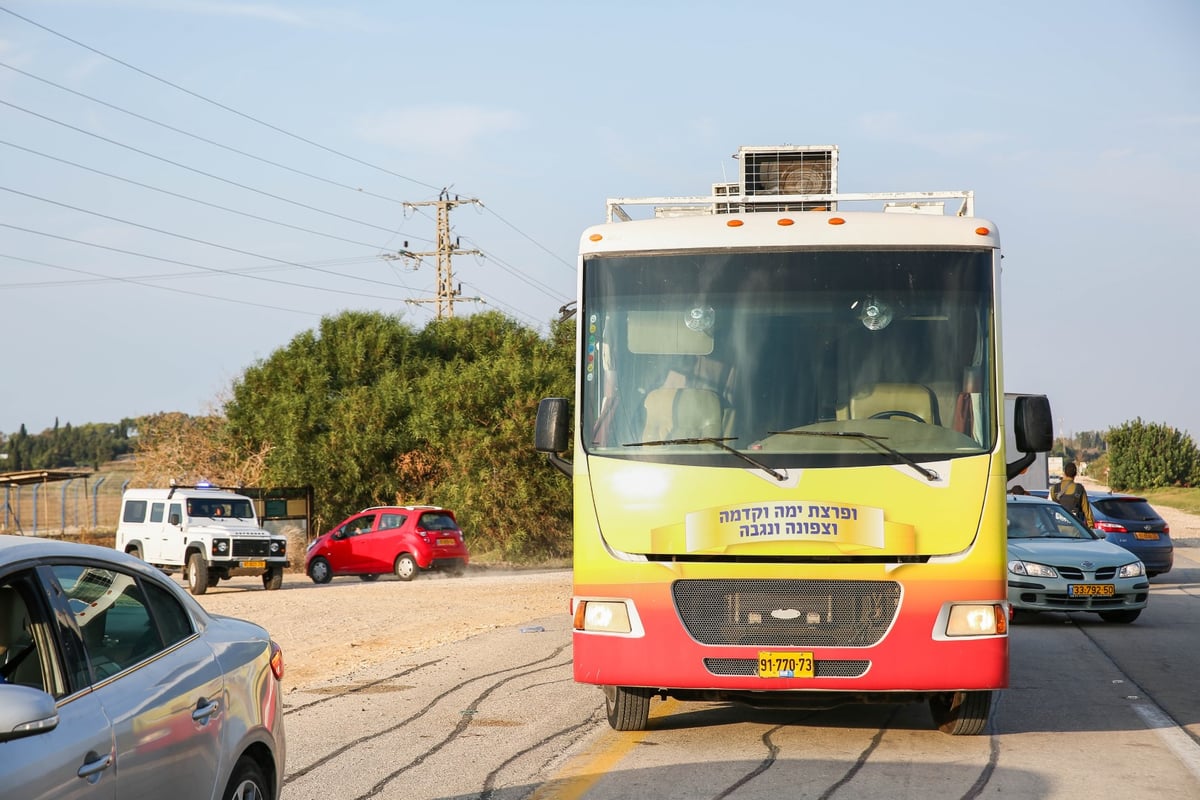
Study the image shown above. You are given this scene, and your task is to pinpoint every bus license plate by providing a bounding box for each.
[757,651,814,679]
[242,560,266,569]
[437,538,456,546]
[1068,584,1114,597]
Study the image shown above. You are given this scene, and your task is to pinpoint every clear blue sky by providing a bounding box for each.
[2,0,1198,442]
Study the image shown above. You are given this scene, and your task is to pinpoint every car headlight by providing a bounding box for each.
[1008,559,1058,579]
[1118,561,1145,579]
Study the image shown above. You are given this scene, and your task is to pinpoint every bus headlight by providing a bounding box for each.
[574,600,632,634]
[946,604,1007,636]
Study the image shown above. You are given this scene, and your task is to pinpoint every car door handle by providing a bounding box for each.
[192,698,220,724]
[77,750,113,782]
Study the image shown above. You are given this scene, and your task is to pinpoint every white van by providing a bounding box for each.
[115,484,290,595]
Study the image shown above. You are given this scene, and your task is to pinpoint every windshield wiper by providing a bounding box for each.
[767,430,940,482]
[624,437,787,482]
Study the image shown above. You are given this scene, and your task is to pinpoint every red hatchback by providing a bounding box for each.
[305,506,470,583]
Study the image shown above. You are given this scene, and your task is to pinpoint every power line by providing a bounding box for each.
[0,252,319,315]
[0,99,406,237]
[1,184,423,290]
[0,221,420,302]
[0,60,414,207]
[478,203,576,272]
[459,236,572,303]
[1,4,577,325]
[0,5,442,192]
[0,138,401,251]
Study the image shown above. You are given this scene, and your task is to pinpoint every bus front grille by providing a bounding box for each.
[672,579,900,648]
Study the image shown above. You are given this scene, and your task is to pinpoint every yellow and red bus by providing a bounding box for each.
[536,146,1051,734]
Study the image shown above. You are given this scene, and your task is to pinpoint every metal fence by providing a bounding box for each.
[1,476,128,536]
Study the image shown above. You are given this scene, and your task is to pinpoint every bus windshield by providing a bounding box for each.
[581,247,995,467]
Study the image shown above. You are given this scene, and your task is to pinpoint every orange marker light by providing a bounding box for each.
[828,217,846,226]
[975,227,990,236]
[777,218,795,226]
[727,219,744,227]
[589,233,603,242]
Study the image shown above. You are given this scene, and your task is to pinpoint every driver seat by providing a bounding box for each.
[643,388,723,440]
[850,383,940,424]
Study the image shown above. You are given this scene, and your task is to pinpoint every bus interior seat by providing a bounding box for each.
[850,382,940,424]
[643,387,723,440]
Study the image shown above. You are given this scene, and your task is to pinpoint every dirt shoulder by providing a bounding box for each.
[191,568,573,690]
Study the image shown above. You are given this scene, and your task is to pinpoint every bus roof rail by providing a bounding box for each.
[606,190,975,223]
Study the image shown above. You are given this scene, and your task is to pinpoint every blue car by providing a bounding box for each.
[1088,492,1173,577]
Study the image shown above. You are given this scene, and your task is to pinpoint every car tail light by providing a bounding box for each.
[269,641,285,681]
[1095,521,1126,533]
[1164,523,1170,534]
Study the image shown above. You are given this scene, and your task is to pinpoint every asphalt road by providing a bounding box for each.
[272,545,1200,800]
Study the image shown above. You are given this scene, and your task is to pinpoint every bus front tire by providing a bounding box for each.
[929,690,990,735]
[604,685,652,731]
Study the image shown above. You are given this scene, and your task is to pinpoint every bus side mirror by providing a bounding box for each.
[1014,394,1053,453]
[535,397,573,477]
[1006,394,1053,481]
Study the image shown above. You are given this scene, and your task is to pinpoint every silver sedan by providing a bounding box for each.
[0,535,285,799]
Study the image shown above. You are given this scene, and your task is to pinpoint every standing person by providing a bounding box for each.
[1051,461,1094,528]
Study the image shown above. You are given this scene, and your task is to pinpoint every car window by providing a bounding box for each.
[1043,504,1092,537]
[1093,498,1159,521]
[0,572,69,697]
[348,515,377,536]
[143,581,195,648]
[123,499,148,523]
[1008,503,1093,539]
[420,512,458,531]
[52,565,164,681]
[1006,506,1045,538]
[0,580,43,690]
[379,513,405,530]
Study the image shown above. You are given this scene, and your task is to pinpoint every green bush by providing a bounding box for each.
[1105,418,1200,491]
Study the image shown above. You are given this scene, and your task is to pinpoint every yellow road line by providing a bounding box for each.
[529,699,680,800]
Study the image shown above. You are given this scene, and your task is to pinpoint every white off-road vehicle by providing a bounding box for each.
[115,484,290,595]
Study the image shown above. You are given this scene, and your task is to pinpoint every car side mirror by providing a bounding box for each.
[169,513,181,526]
[0,684,60,743]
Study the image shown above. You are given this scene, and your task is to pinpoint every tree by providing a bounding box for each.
[223,309,575,558]
[132,412,268,488]
[1105,418,1200,490]
[397,312,574,557]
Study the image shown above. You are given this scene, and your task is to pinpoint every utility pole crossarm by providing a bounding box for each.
[396,193,483,319]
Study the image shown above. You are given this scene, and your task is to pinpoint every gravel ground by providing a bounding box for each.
[191,567,573,691]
